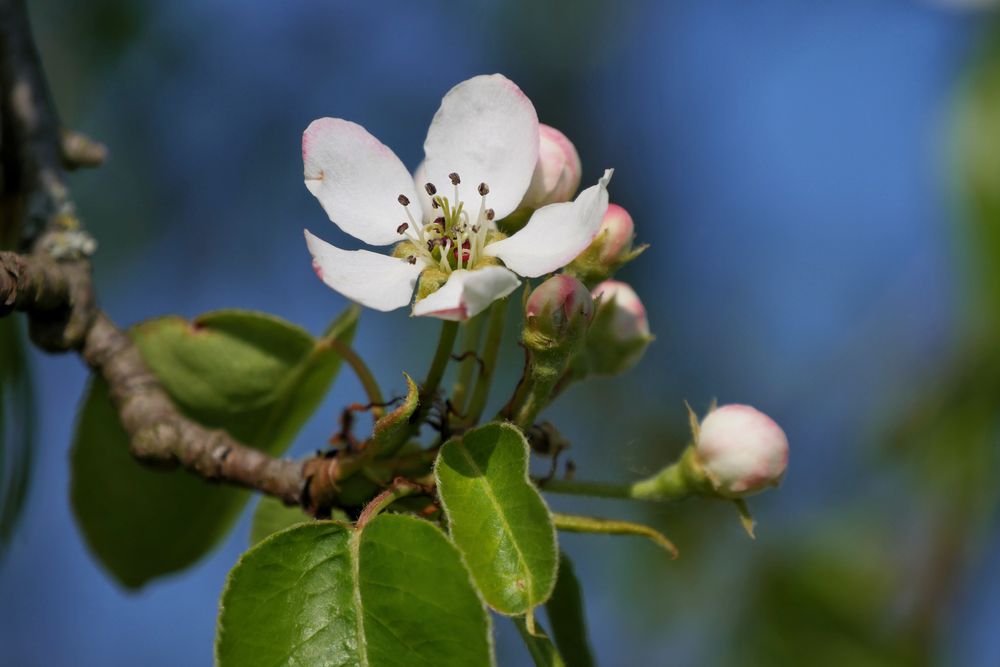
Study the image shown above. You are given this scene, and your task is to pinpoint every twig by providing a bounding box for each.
[0,0,343,514]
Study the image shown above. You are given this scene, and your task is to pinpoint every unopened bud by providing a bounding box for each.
[565,204,643,286]
[694,405,788,498]
[525,274,594,345]
[585,281,652,375]
[520,124,582,209]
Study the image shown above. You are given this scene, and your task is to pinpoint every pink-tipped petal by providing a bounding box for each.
[592,280,649,340]
[305,229,422,312]
[485,169,613,277]
[303,118,421,246]
[422,74,539,221]
[412,266,521,321]
[521,124,582,208]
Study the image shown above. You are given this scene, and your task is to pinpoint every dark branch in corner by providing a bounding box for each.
[0,0,332,512]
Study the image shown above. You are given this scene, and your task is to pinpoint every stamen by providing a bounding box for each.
[397,223,409,234]
[400,202,423,242]
[449,172,461,185]
[425,182,437,196]
[406,255,417,264]
[439,240,452,271]
[397,194,410,206]
[486,208,495,221]
[478,182,489,196]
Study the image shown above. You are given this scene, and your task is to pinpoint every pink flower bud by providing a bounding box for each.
[596,205,635,265]
[525,274,594,340]
[565,203,642,286]
[520,124,582,209]
[695,405,789,498]
[586,280,652,374]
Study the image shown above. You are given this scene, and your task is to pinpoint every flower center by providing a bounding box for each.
[395,172,495,274]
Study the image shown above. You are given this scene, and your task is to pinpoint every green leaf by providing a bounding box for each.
[217,515,494,666]
[0,318,34,552]
[545,553,596,667]
[71,307,358,588]
[435,422,558,614]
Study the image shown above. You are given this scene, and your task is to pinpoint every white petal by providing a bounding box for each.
[485,169,614,278]
[305,230,421,312]
[422,74,539,221]
[412,267,521,321]
[303,118,420,246]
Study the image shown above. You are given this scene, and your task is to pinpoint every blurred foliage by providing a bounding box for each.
[718,18,1000,667]
[0,318,34,555]
[0,195,34,556]
[71,308,357,588]
[730,527,923,667]
[956,19,1000,328]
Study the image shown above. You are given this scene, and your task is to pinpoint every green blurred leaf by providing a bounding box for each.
[217,515,494,666]
[248,496,309,547]
[513,616,566,667]
[545,553,596,667]
[71,307,358,588]
[0,318,34,552]
[731,536,921,667]
[956,20,1000,325]
[435,422,558,615]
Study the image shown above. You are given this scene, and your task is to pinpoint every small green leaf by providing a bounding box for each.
[369,373,418,454]
[435,422,558,614]
[71,307,358,588]
[545,553,596,667]
[217,515,494,666]
[248,496,310,546]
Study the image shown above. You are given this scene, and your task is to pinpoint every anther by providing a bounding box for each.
[431,198,440,209]
[486,208,495,221]
[478,182,489,196]
[427,240,436,252]
[434,216,445,227]
[471,225,480,233]
[406,255,417,265]
[449,172,461,185]
[425,182,437,196]
[397,222,409,234]
[397,194,410,206]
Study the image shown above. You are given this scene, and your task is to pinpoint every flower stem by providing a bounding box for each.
[449,314,486,415]
[538,446,707,502]
[326,338,385,418]
[355,477,424,529]
[415,320,459,425]
[464,300,507,426]
[552,512,678,558]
